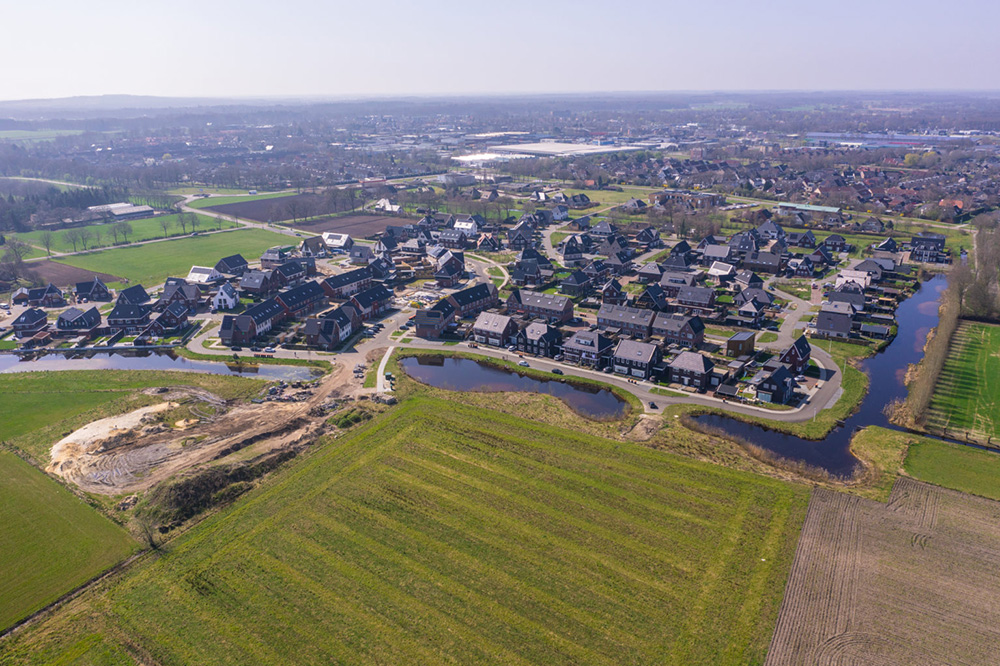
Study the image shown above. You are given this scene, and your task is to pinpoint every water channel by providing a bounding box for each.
[695,274,948,477]
[399,355,627,420]
[0,349,319,381]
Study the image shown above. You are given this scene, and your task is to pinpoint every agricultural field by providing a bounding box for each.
[290,213,395,237]
[15,261,121,290]
[0,451,135,631]
[0,129,85,142]
[55,228,293,287]
[926,321,1000,441]
[562,187,660,208]
[197,193,324,222]
[15,213,227,255]
[0,397,809,665]
[905,437,1000,501]
[186,191,296,210]
[766,479,1000,665]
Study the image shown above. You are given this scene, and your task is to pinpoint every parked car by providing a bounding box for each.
[250,346,262,352]
[264,347,276,353]
[518,360,529,367]
[507,345,517,352]
[551,368,564,375]
[231,346,243,351]
[648,401,658,409]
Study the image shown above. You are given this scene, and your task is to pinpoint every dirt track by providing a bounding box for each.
[47,362,358,495]
[766,478,1000,665]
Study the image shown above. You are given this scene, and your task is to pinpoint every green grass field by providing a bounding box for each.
[0,396,809,665]
[0,370,266,461]
[905,438,1000,501]
[15,214,231,255]
[0,451,136,631]
[55,228,292,287]
[926,321,1000,440]
[187,192,295,209]
[0,129,85,142]
[168,186,264,196]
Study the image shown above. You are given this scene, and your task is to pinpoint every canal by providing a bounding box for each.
[694,274,948,477]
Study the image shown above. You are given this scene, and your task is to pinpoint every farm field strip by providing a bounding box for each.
[54,228,293,287]
[186,191,296,209]
[926,321,1000,440]
[16,213,230,254]
[766,478,1000,665]
[1,397,808,665]
[0,451,136,631]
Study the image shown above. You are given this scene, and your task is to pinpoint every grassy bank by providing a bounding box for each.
[174,346,332,373]
[905,437,1000,501]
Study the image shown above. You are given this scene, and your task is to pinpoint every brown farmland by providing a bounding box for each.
[205,193,325,223]
[290,214,396,237]
[766,478,1000,665]
[24,260,121,288]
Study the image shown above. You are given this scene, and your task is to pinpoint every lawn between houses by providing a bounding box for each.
[0,396,809,665]
[53,228,293,288]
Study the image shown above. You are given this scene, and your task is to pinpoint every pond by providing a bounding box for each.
[400,356,627,420]
[0,350,319,381]
[694,274,947,477]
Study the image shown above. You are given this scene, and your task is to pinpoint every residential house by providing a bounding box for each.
[908,232,948,263]
[220,298,285,346]
[506,289,574,323]
[675,286,716,311]
[155,279,201,314]
[652,313,705,347]
[448,282,499,318]
[260,246,289,269]
[240,270,277,298]
[727,331,756,357]
[107,302,152,334]
[744,251,783,274]
[321,233,354,253]
[470,312,518,347]
[787,230,817,248]
[414,298,457,338]
[350,285,394,321]
[737,298,767,327]
[735,269,764,291]
[822,234,850,253]
[13,283,64,308]
[590,219,618,239]
[562,330,614,368]
[597,304,655,338]
[633,226,661,249]
[137,302,190,341]
[349,245,375,264]
[276,281,327,319]
[708,261,737,285]
[636,262,664,284]
[635,284,670,311]
[186,265,224,284]
[600,279,628,306]
[816,302,855,338]
[212,282,239,311]
[667,351,715,391]
[612,339,661,379]
[477,234,503,253]
[828,281,866,312]
[559,271,592,297]
[786,256,815,278]
[734,287,774,308]
[517,322,562,357]
[779,335,812,374]
[873,237,897,253]
[559,235,585,266]
[12,308,48,338]
[56,306,101,335]
[438,229,469,249]
[757,365,796,404]
[701,244,734,266]
[322,266,373,300]
[757,220,786,240]
[214,254,249,277]
[116,284,150,306]
[304,305,360,349]
[299,235,327,258]
[273,261,307,288]
[74,277,112,303]
[659,271,697,297]
[507,223,535,251]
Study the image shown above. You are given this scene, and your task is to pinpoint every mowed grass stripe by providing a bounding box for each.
[305,494,658,660]
[289,510,610,666]
[426,410,739,509]
[389,442,717,567]
[323,476,682,638]
[375,460,694,600]
[928,322,1000,438]
[266,530,539,666]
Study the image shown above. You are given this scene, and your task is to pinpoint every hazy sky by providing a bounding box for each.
[3,0,999,101]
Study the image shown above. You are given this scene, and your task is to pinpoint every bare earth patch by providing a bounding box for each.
[766,478,1000,665]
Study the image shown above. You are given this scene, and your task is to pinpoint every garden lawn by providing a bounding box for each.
[0,397,809,666]
[54,229,292,287]
[0,451,135,631]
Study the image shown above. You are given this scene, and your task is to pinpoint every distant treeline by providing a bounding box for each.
[0,181,128,232]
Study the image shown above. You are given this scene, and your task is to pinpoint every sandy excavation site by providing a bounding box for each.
[46,365,363,495]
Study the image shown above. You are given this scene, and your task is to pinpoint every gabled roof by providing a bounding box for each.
[240,270,273,290]
[669,350,715,374]
[277,281,325,310]
[245,298,284,325]
[14,308,47,326]
[783,335,811,361]
[561,271,590,287]
[323,266,372,290]
[614,339,658,364]
[473,311,514,333]
[215,254,248,272]
[117,284,150,304]
[351,285,393,309]
[450,282,496,308]
[108,302,151,321]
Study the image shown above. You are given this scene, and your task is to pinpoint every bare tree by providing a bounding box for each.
[159,216,171,238]
[109,224,120,245]
[178,214,188,233]
[190,214,199,233]
[64,229,81,252]
[114,221,132,243]
[2,238,32,264]
[40,231,54,256]
[79,228,93,250]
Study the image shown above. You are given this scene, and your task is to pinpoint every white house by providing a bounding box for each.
[212,282,239,311]
[322,232,354,252]
[374,198,401,213]
[187,265,224,284]
[454,219,479,237]
[551,205,570,221]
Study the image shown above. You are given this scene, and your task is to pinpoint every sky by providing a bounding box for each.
[3,0,999,101]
